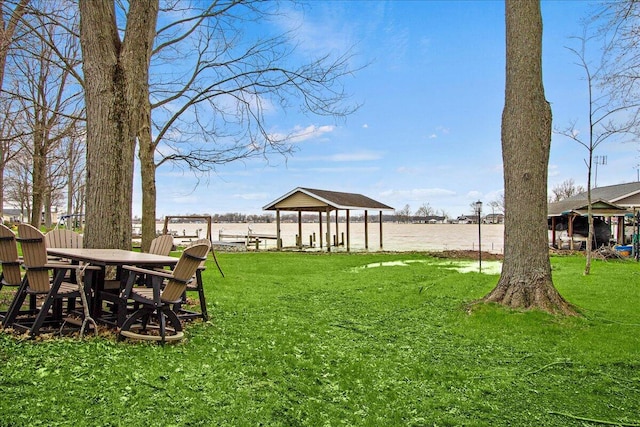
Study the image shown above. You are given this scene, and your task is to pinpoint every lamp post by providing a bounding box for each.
[476,200,482,273]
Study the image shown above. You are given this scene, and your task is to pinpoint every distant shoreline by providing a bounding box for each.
[152,222,506,254]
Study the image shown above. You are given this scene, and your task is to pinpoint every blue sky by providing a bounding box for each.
[138,1,639,219]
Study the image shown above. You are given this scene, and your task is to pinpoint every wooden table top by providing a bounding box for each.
[46,248,178,266]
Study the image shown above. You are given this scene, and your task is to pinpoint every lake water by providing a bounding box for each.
[160,221,506,253]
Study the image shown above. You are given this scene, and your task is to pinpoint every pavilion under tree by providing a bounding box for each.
[263,187,394,252]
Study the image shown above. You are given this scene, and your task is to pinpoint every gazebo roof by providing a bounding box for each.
[563,182,640,206]
[548,198,630,217]
[263,187,394,212]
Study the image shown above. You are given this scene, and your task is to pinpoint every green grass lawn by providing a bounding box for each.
[1,251,639,426]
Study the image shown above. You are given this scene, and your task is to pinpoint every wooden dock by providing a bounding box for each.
[218,230,279,249]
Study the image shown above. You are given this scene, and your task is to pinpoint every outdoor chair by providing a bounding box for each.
[138,233,175,278]
[118,242,210,344]
[126,234,175,292]
[2,224,83,336]
[45,228,84,279]
[0,224,35,320]
[148,234,174,256]
[45,228,83,249]
[44,227,99,335]
[173,238,210,321]
[97,233,173,318]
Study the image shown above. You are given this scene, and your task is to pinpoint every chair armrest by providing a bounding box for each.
[81,265,102,271]
[122,265,175,280]
[45,261,75,269]
[120,265,173,302]
[46,262,99,272]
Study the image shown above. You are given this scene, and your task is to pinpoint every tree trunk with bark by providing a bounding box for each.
[138,97,157,252]
[67,140,75,217]
[79,0,158,249]
[0,0,28,91]
[30,126,45,227]
[585,165,594,275]
[483,0,576,315]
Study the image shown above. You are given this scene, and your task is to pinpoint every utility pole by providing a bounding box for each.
[594,155,607,188]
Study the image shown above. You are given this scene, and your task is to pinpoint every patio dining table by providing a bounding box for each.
[46,248,179,326]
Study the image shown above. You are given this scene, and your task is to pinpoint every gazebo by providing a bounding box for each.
[548,198,630,247]
[263,187,394,252]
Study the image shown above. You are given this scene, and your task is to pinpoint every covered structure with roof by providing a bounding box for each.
[263,187,394,252]
[548,182,640,247]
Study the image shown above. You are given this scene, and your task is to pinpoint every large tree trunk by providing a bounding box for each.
[79,0,158,249]
[139,97,157,253]
[30,129,45,227]
[483,0,576,315]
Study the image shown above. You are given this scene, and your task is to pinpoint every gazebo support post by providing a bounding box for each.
[346,210,351,252]
[326,208,331,253]
[379,210,383,249]
[569,214,575,250]
[276,210,282,250]
[335,210,339,247]
[364,210,369,250]
[617,215,625,245]
[319,212,323,249]
[297,211,302,248]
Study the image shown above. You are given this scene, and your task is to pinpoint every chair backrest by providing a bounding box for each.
[148,234,173,256]
[45,229,83,248]
[0,224,22,286]
[17,224,50,293]
[162,242,210,302]
[186,238,210,268]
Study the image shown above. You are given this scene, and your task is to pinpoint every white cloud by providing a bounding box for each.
[307,166,380,173]
[231,192,270,201]
[379,188,457,199]
[483,189,504,203]
[294,150,382,163]
[156,169,189,178]
[169,195,200,205]
[272,5,355,57]
[426,126,450,140]
[362,123,369,129]
[269,124,335,144]
[214,92,276,117]
[466,190,483,200]
[329,151,382,162]
[396,166,425,174]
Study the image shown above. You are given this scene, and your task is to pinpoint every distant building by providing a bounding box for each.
[455,215,477,224]
[2,208,62,226]
[547,181,640,246]
[484,213,504,224]
[413,215,447,224]
[560,181,640,209]
[2,209,25,224]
